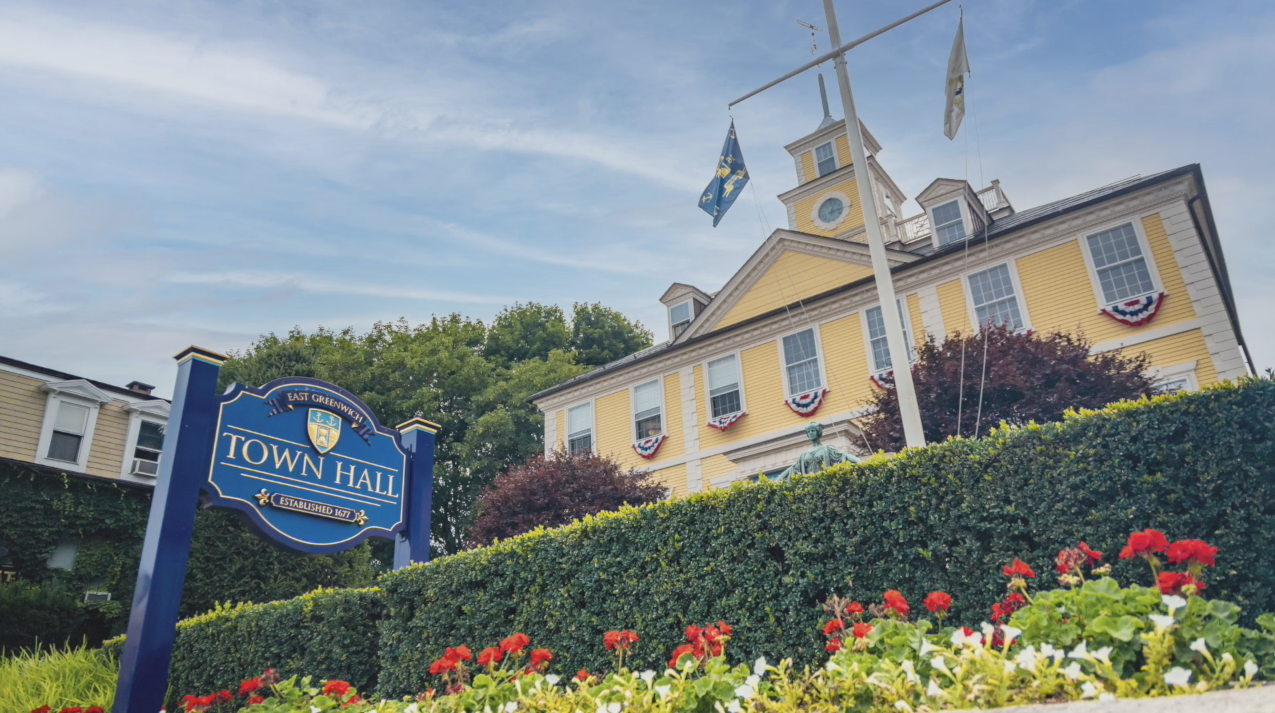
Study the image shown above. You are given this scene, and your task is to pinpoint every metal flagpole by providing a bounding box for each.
[820,0,927,448]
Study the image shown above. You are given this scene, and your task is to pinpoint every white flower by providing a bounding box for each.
[1062,662,1083,681]
[1222,652,1234,664]
[1000,625,1022,642]
[746,675,760,689]
[655,684,671,698]
[950,629,969,647]
[894,701,913,713]
[931,656,950,674]
[545,674,561,686]
[609,702,623,713]
[1162,595,1187,612]
[1016,645,1037,672]
[1003,660,1016,674]
[1068,642,1088,659]
[920,639,940,655]
[927,678,944,698]
[1092,646,1112,665]
[504,703,518,713]
[980,622,996,638]
[1189,638,1209,655]
[312,707,322,713]
[405,705,419,713]
[754,657,768,677]
[1163,667,1193,686]
[1039,643,1057,659]
[1245,660,1259,678]
[1149,614,1176,630]
[1081,682,1097,699]
[641,670,656,685]
[727,699,742,713]
[735,683,756,700]
[825,660,840,672]
[900,659,919,683]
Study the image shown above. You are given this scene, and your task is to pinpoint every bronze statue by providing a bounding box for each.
[774,422,859,480]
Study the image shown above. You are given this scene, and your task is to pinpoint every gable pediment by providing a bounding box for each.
[678,230,919,341]
[40,379,113,404]
[125,399,171,418]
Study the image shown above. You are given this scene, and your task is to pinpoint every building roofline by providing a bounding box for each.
[0,455,155,490]
[529,164,1228,403]
[0,355,169,403]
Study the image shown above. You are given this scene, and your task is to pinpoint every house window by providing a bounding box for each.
[707,354,742,418]
[567,403,593,454]
[669,300,692,337]
[47,401,90,463]
[632,380,663,439]
[814,142,837,177]
[932,200,967,245]
[130,421,165,476]
[866,300,915,373]
[782,328,823,395]
[1085,223,1156,304]
[968,263,1025,331]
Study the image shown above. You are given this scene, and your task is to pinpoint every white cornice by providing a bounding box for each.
[783,118,882,157]
[124,400,172,418]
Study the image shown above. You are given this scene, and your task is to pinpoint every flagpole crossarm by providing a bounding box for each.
[729,0,956,109]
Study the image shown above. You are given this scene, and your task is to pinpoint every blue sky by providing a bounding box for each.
[1,0,1272,396]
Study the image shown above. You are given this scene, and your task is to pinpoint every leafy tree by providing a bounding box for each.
[569,302,654,367]
[861,325,1156,452]
[484,302,571,365]
[467,450,666,546]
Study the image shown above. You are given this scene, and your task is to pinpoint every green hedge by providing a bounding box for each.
[0,461,379,649]
[373,379,1275,695]
[104,587,386,699]
[129,378,1275,701]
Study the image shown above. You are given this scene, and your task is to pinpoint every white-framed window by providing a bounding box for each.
[669,300,693,337]
[931,199,967,246]
[967,263,1027,331]
[632,380,664,440]
[34,380,111,472]
[1083,222,1158,306]
[1150,362,1199,395]
[130,421,165,476]
[706,354,743,418]
[814,141,837,177]
[120,400,171,479]
[781,327,825,396]
[567,402,594,455]
[864,299,916,374]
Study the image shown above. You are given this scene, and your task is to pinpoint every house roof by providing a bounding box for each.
[530,164,1247,403]
[0,355,168,402]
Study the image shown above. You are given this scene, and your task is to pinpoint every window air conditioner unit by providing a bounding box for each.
[131,458,159,476]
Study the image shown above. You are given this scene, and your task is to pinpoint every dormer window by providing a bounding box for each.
[669,300,692,337]
[932,200,967,245]
[814,142,837,177]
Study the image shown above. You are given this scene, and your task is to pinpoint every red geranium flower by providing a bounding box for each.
[1158,571,1207,596]
[1003,559,1036,578]
[58,708,82,713]
[847,601,864,614]
[322,680,352,698]
[85,709,105,713]
[924,591,953,612]
[501,632,531,653]
[216,690,232,704]
[1120,529,1169,559]
[1078,542,1103,564]
[429,657,456,675]
[478,646,503,665]
[530,648,553,667]
[685,624,701,641]
[1167,539,1218,567]
[825,638,843,652]
[32,707,52,713]
[604,629,639,651]
[576,669,591,681]
[344,695,361,707]
[248,697,264,706]
[883,589,909,616]
[960,626,975,636]
[852,622,873,639]
[823,618,844,635]
[239,677,262,695]
[669,643,696,668]
[716,621,733,637]
[448,645,473,661]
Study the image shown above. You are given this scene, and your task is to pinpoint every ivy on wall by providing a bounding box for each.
[0,460,378,650]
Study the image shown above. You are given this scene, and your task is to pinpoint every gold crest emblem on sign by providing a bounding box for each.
[307,409,341,454]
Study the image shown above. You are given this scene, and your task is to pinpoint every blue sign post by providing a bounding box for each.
[113,347,438,713]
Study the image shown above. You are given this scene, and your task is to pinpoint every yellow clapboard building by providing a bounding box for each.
[530,113,1252,495]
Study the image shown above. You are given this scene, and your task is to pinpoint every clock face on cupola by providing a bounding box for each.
[818,196,844,224]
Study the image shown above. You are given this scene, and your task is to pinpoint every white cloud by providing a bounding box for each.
[165,269,514,305]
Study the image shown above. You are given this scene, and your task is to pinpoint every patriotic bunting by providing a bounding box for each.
[1102,292,1165,327]
[707,412,746,431]
[785,388,828,417]
[869,371,893,390]
[632,434,667,459]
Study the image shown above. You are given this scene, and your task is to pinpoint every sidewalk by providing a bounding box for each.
[1002,686,1273,713]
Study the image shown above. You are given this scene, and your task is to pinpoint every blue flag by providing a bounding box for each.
[698,121,749,227]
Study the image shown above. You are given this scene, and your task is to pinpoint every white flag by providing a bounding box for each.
[944,17,970,140]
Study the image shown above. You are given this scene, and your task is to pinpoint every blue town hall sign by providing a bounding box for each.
[113,347,438,713]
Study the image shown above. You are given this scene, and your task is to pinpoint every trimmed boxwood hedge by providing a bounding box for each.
[139,378,1275,701]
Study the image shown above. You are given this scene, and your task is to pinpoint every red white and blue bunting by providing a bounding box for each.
[707,412,746,431]
[1102,292,1165,327]
[785,388,828,417]
[869,371,892,390]
[632,434,667,459]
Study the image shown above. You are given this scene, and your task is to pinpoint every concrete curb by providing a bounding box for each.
[999,685,1273,712]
